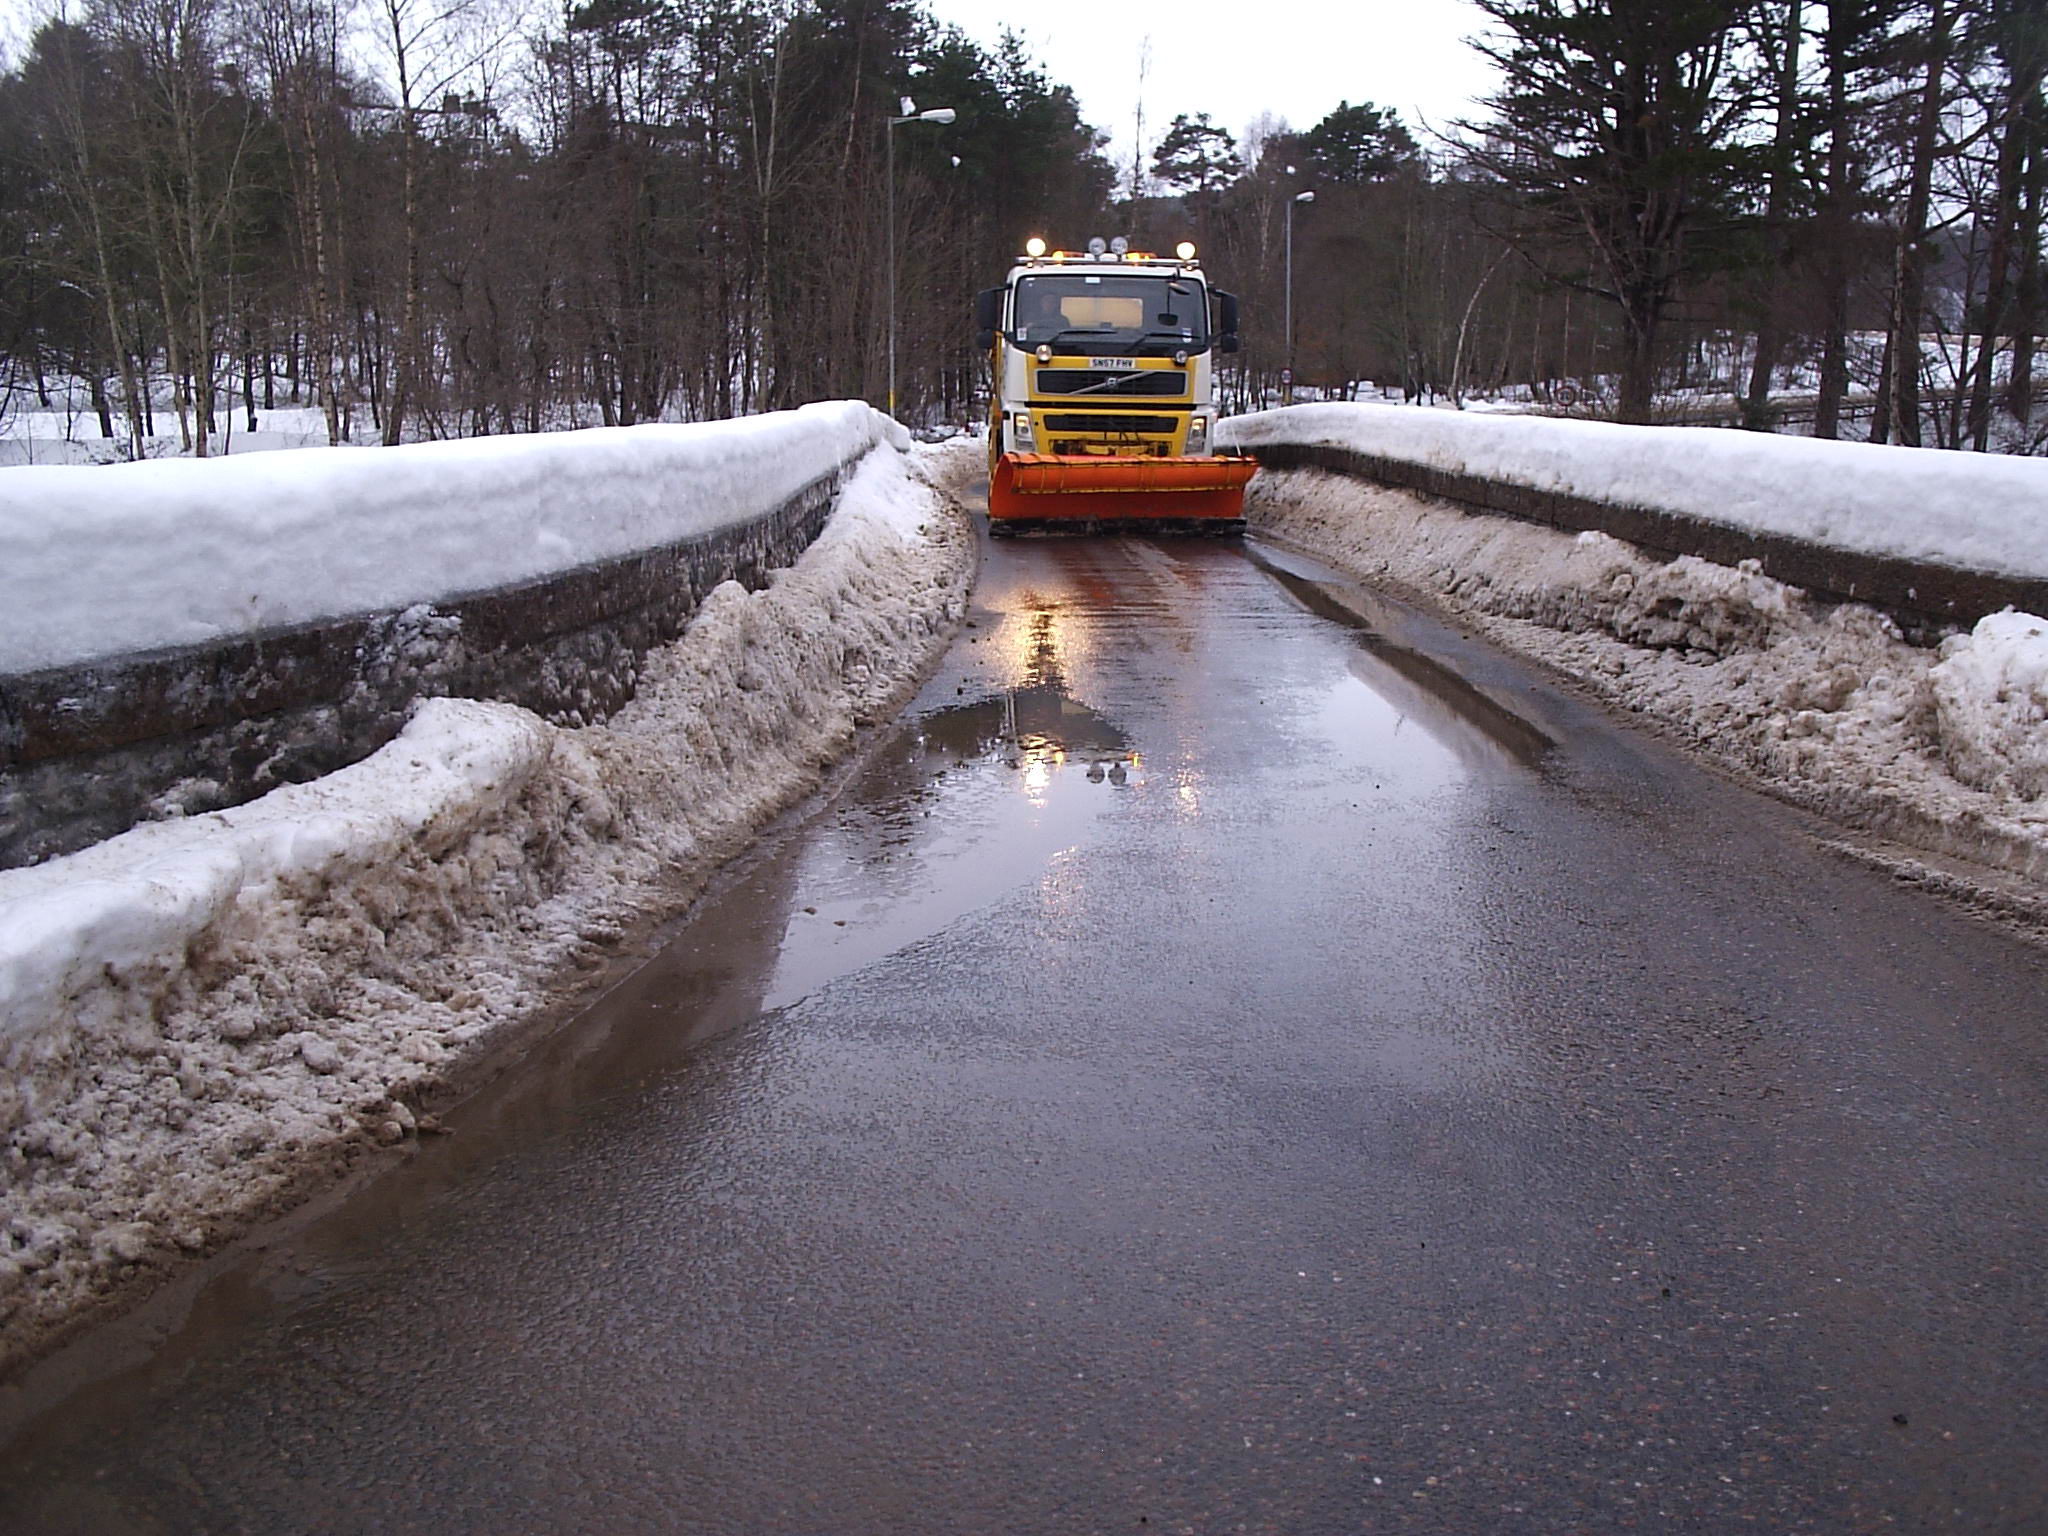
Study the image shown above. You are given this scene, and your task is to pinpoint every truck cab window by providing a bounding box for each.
[1012,274,1210,354]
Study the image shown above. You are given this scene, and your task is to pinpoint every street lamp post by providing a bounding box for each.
[887,99,956,421]
[1285,188,1315,405]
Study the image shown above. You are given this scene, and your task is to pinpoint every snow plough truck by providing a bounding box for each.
[975,237,1256,535]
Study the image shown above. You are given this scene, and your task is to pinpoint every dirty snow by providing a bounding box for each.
[1931,610,2048,802]
[0,399,895,674]
[1243,467,2048,884]
[0,437,977,1373]
[1219,402,2048,578]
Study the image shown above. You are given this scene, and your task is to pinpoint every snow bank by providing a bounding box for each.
[0,699,551,1120]
[1932,610,2048,800]
[0,438,976,1374]
[1219,403,2048,578]
[1245,468,2048,885]
[0,401,900,675]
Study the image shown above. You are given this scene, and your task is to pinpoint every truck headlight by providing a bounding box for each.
[1013,412,1035,449]
[1186,415,1209,453]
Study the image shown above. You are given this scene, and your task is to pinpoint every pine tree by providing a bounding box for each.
[1149,113,1242,195]
[1462,0,1766,421]
[1299,101,1419,184]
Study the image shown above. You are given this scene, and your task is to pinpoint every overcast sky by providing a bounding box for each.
[919,0,1505,170]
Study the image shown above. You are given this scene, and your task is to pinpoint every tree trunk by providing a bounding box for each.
[386,110,421,447]
[1814,2,1856,439]
[157,262,193,454]
[1870,329,1894,444]
[1887,0,1950,450]
[1617,283,1660,424]
[1966,35,2043,450]
[2007,121,2046,423]
[1743,0,1805,430]
[243,328,258,432]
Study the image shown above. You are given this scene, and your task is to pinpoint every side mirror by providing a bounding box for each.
[1212,289,1240,354]
[974,287,1003,345]
[976,329,996,351]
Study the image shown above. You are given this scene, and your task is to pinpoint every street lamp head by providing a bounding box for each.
[1295,190,1316,204]
[921,107,956,124]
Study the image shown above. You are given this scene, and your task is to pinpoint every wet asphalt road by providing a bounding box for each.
[3,502,2048,1534]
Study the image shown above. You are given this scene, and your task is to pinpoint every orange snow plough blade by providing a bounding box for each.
[988,453,1257,536]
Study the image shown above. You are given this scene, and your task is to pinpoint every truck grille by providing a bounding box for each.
[1042,414,1179,435]
[1033,370,1188,396]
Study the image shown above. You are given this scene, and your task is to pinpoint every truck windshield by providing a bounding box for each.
[1012,274,1209,354]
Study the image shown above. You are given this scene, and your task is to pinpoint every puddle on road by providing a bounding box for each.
[755,677,1134,1010]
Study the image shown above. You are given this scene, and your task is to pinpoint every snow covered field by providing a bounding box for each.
[0,406,342,468]
[0,435,977,1374]
[1225,403,2048,893]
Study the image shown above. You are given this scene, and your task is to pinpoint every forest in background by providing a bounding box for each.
[1,0,2043,455]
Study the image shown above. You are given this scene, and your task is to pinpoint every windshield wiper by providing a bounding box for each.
[1025,327,1118,351]
[1130,329,1205,353]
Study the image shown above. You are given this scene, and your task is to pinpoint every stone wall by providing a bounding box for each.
[0,462,848,868]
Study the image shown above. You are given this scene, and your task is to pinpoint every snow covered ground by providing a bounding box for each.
[1226,406,2048,893]
[0,436,978,1374]
[0,406,343,468]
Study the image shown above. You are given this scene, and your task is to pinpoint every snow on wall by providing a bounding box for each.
[0,400,900,675]
[1218,403,2048,579]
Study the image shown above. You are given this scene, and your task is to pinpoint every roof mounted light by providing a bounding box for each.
[1176,241,1196,260]
[1110,236,1130,255]
[1025,236,1046,258]
[1087,236,1108,255]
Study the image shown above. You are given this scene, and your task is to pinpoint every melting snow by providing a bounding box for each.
[0,435,976,1372]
